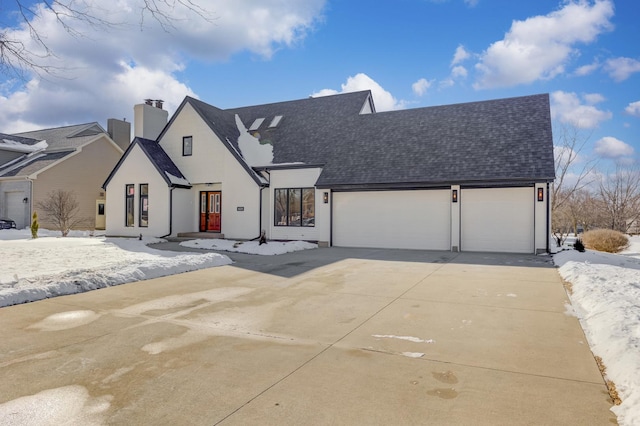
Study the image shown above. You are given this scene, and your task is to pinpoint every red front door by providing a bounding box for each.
[199,191,221,232]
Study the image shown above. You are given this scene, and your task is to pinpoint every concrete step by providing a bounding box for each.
[176,232,225,239]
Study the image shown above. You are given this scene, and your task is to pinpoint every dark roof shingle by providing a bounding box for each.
[187,91,554,188]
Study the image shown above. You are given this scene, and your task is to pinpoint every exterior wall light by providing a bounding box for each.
[323,192,329,204]
[452,190,458,203]
[537,187,544,202]
[23,197,29,203]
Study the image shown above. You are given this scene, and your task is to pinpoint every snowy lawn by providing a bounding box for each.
[0,229,232,308]
[180,238,317,255]
[0,230,318,308]
[554,235,640,426]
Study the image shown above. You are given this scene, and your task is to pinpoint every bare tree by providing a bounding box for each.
[552,123,598,213]
[551,123,599,246]
[1,0,213,78]
[35,189,90,236]
[598,165,640,233]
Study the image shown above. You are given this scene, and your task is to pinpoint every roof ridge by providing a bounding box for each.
[13,121,102,136]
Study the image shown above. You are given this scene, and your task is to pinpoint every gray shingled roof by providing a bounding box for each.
[13,123,107,151]
[1,123,111,179]
[103,137,191,189]
[0,151,76,177]
[186,91,554,188]
[315,93,555,188]
[0,133,41,146]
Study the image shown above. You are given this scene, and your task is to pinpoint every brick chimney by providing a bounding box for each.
[134,99,168,141]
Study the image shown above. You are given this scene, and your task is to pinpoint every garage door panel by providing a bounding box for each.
[333,191,450,250]
[461,188,534,253]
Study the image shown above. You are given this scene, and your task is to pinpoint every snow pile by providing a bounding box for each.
[0,231,232,307]
[165,171,190,187]
[0,139,48,152]
[554,235,640,426]
[180,238,317,255]
[0,385,110,424]
[235,114,274,166]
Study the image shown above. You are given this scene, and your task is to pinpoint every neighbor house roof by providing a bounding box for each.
[0,133,41,146]
[176,91,554,189]
[0,151,76,177]
[0,123,118,179]
[13,123,108,152]
[103,137,191,189]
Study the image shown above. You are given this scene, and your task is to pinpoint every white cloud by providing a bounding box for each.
[604,57,640,82]
[594,137,634,158]
[574,60,600,76]
[451,65,468,78]
[412,78,433,96]
[625,101,640,117]
[439,78,455,89]
[311,73,406,111]
[451,45,470,66]
[583,93,605,104]
[464,0,479,6]
[474,0,614,89]
[550,91,612,129]
[0,0,327,131]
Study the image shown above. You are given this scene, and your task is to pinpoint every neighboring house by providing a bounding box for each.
[103,92,555,254]
[0,120,129,230]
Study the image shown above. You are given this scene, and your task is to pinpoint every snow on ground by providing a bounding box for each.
[0,229,232,307]
[0,230,318,308]
[554,235,640,426]
[180,238,317,255]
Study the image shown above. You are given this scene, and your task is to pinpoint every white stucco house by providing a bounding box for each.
[103,91,555,254]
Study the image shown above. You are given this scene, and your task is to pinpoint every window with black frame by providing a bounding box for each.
[139,184,148,227]
[125,184,134,227]
[183,136,193,156]
[275,188,314,226]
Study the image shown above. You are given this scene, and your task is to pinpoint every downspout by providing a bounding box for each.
[329,190,333,247]
[546,182,551,253]
[160,186,175,238]
[27,178,33,229]
[258,185,263,236]
[258,170,270,238]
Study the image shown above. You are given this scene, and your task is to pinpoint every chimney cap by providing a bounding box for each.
[144,99,154,105]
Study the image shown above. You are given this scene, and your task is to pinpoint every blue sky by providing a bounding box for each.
[0,0,638,168]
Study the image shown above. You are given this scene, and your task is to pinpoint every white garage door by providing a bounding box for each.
[461,187,534,253]
[333,190,450,250]
[5,192,26,229]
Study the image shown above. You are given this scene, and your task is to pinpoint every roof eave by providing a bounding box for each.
[317,176,556,190]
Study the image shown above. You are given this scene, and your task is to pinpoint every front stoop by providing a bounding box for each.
[176,232,225,239]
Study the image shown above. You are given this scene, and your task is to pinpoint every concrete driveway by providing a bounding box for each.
[0,247,616,425]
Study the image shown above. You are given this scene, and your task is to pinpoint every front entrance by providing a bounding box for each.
[199,191,221,232]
